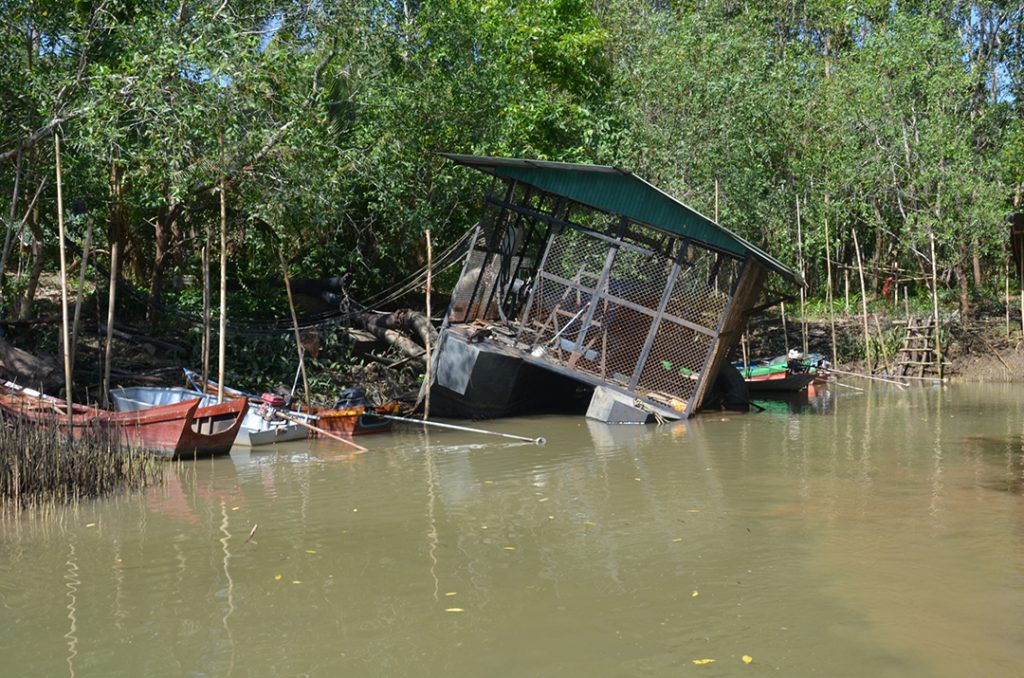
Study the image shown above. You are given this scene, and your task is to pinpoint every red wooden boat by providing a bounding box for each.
[0,380,247,459]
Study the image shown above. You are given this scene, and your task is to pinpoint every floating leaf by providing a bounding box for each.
[742,655,753,664]
[274,575,282,581]
[445,592,457,597]
[692,659,715,665]
[445,608,464,613]
[503,546,516,551]
[305,550,317,554]
[584,520,597,526]
[672,537,683,543]
[692,590,699,597]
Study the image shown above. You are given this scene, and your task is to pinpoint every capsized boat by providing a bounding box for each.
[0,380,246,459]
[110,385,310,446]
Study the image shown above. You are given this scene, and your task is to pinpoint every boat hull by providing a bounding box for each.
[312,402,399,437]
[111,386,308,447]
[1,381,246,459]
[746,372,817,393]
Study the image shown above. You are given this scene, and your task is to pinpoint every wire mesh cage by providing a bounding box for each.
[447,178,745,408]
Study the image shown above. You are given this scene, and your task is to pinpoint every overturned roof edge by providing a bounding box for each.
[441,153,804,287]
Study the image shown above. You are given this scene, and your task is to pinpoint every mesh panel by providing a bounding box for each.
[666,247,730,330]
[636,321,713,401]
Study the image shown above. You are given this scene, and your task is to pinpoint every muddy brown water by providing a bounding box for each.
[2,383,1023,677]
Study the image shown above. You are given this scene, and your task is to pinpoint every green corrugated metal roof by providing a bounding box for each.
[442,153,802,285]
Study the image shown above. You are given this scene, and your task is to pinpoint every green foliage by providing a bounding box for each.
[1,0,1022,364]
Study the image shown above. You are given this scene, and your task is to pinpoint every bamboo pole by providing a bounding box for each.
[780,301,788,350]
[824,210,838,367]
[929,229,943,380]
[423,229,433,420]
[830,366,907,388]
[101,241,119,409]
[851,228,872,373]
[70,218,93,376]
[1005,258,1010,338]
[278,247,311,411]
[740,324,750,376]
[54,134,72,425]
[844,269,850,313]
[273,410,368,453]
[201,225,211,395]
[714,178,719,222]
[796,195,807,354]
[217,132,227,404]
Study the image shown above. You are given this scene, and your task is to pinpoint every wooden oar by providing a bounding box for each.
[273,410,368,453]
[380,413,546,445]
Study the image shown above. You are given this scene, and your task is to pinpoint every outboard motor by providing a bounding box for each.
[334,387,373,410]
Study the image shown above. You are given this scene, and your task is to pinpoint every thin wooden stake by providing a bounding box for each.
[278,247,310,411]
[201,226,211,395]
[1005,257,1010,338]
[102,241,119,409]
[844,269,850,313]
[851,228,872,373]
[217,131,227,404]
[424,229,433,420]
[929,228,943,380]
[780,301,788,350]
[714,178,719,222]
[823,209,838,367]
[54,133,72,425]
[796,195,807,354]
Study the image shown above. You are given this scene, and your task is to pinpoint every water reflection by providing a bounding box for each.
[1,384,1023,677]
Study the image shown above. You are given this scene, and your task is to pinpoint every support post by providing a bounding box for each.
[55,133,72,424]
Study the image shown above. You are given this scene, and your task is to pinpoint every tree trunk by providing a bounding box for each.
[955,259,971,319]
[16,216,44,321]
[972,241,982,289]
[147,200,182,323]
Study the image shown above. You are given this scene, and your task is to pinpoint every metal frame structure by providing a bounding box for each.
[434,155,801,419]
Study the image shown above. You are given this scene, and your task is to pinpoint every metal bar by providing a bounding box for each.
[685,256,747,418]
[629,239,688,389]
[463,180,514,322]
[483,184,532,320]
[570,223,621,354]
[514,222,561,343]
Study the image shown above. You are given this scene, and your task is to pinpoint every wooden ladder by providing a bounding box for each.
[895,316,936,377]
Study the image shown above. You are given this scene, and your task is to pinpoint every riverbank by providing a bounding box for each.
[740,313,1024,383]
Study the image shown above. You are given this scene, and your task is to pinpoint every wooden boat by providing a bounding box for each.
[737,352,830,394]
[745,371,817,393]
[0,380,246,459]
[182,369,398,437]
[313,400,400,437]
[110,386,310,446]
